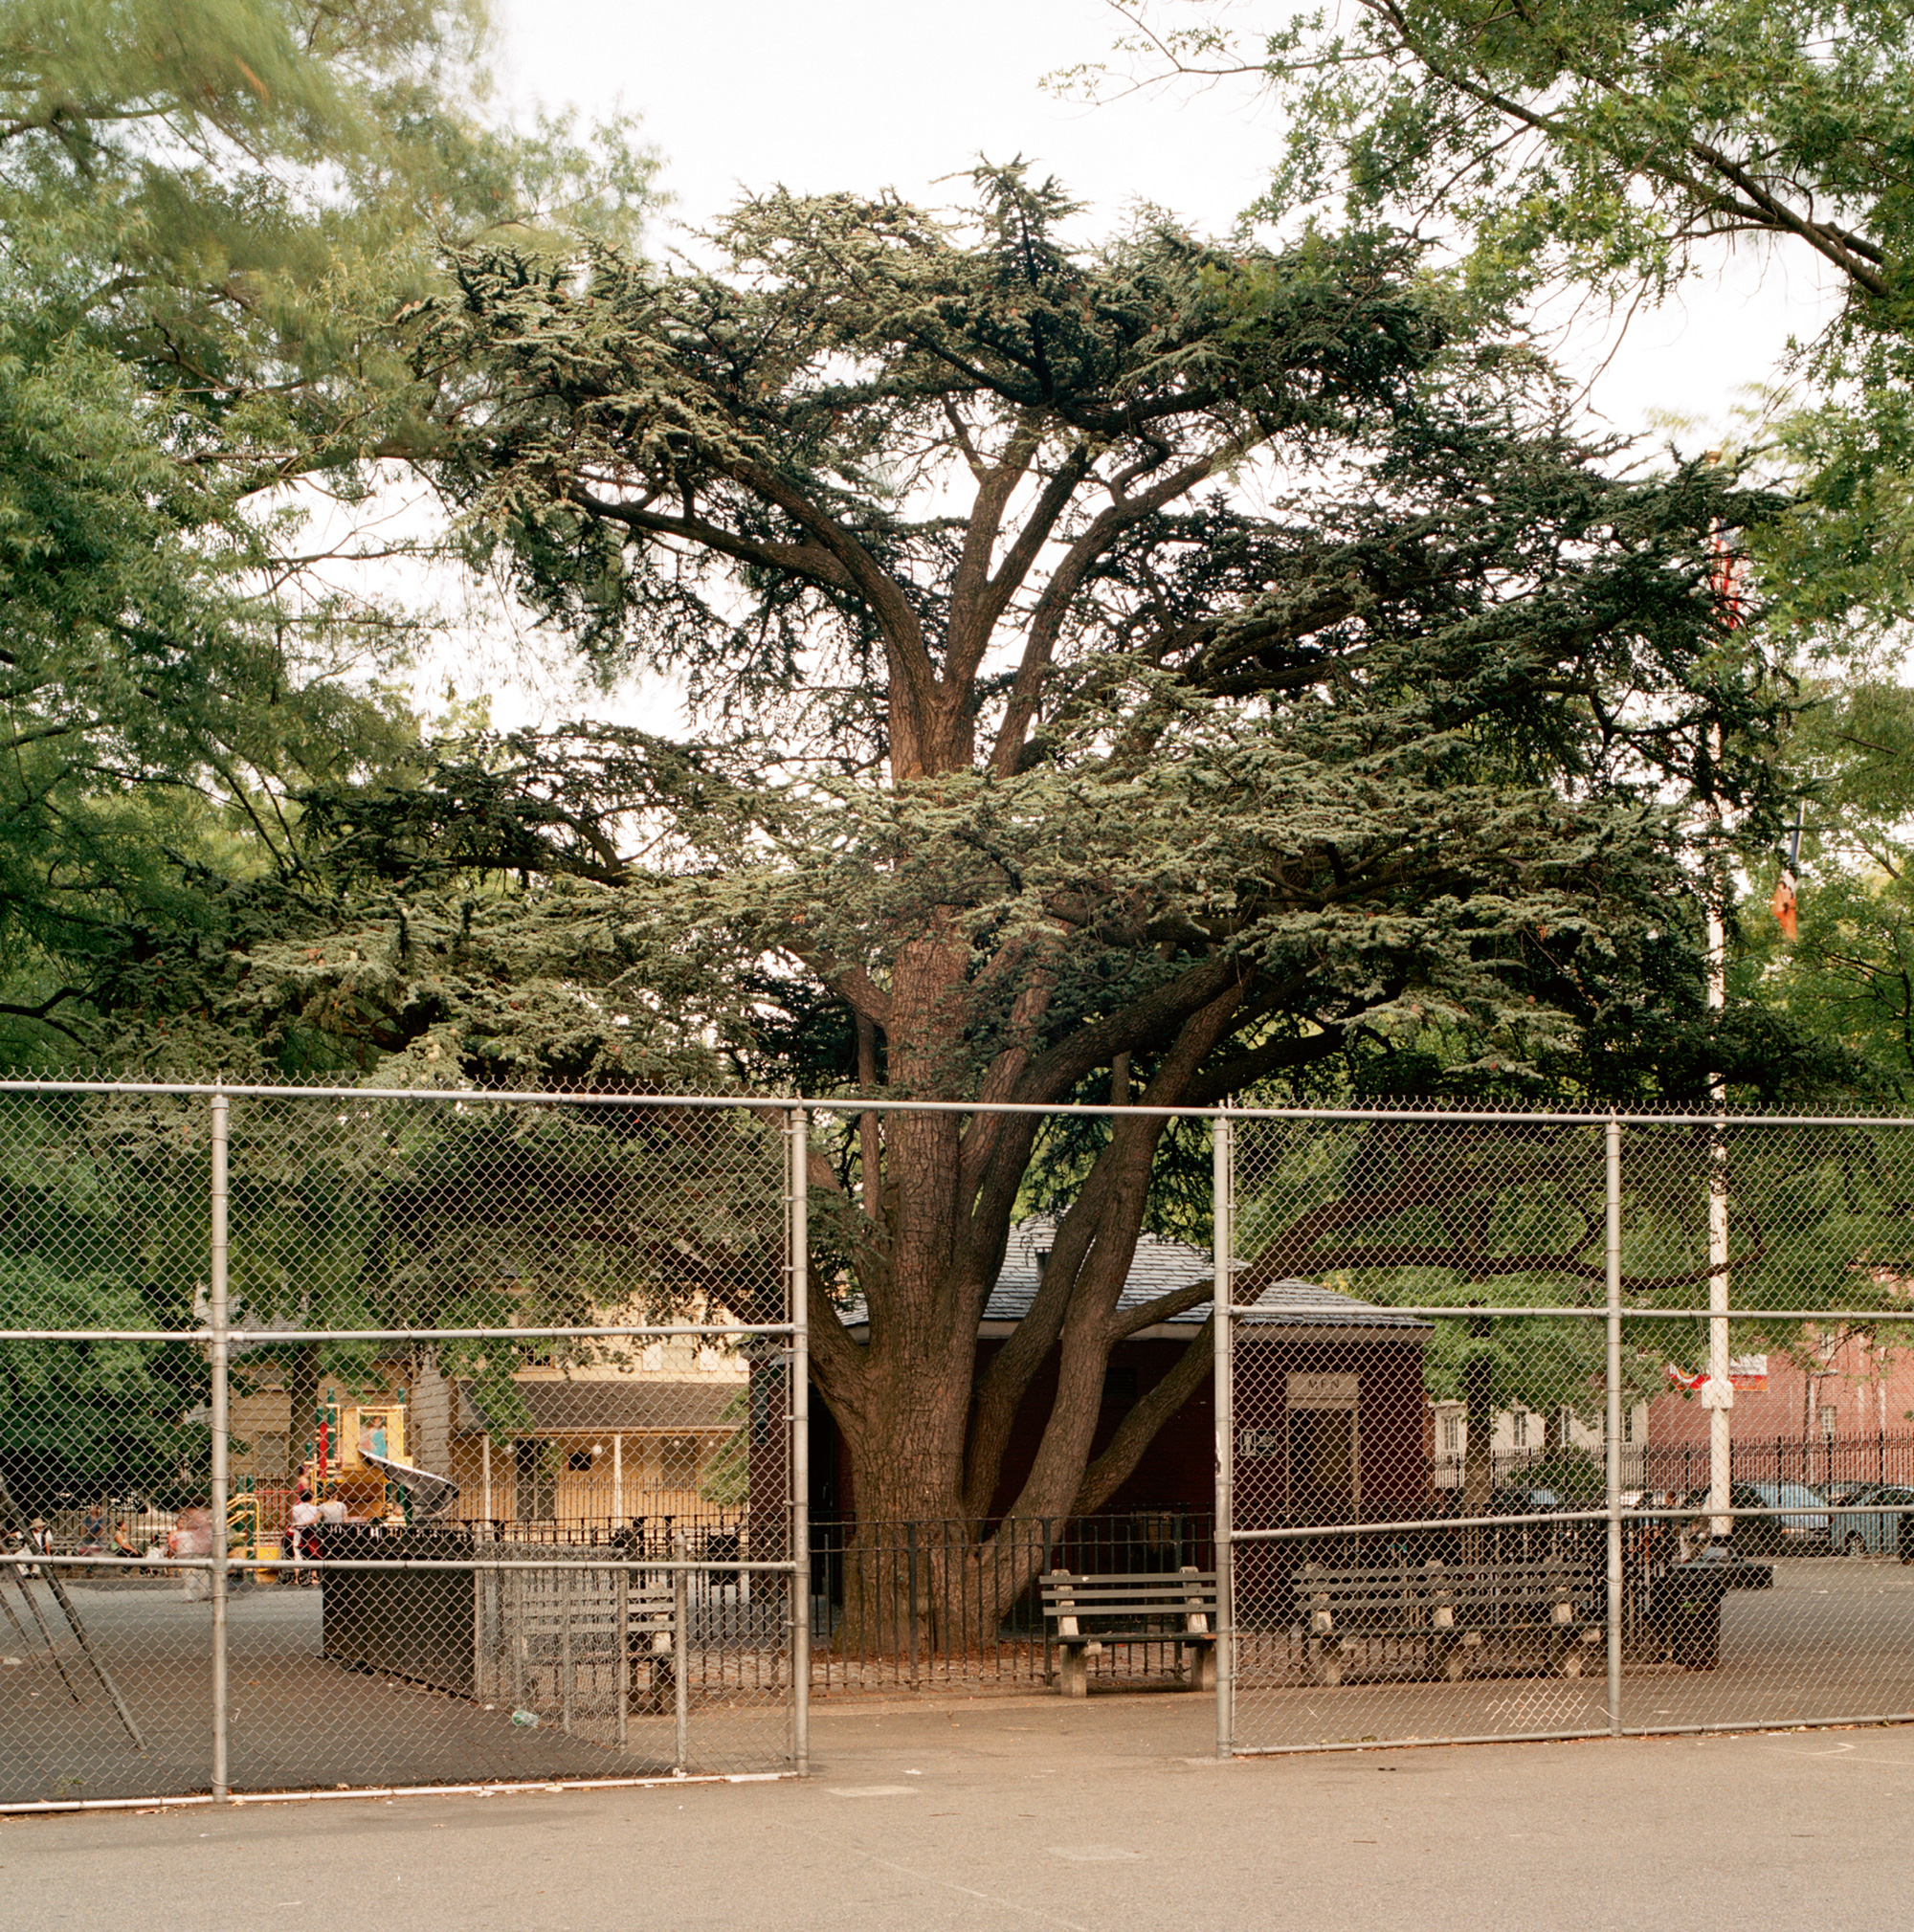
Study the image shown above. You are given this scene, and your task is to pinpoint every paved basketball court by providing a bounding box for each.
[4,1685,1910,1931]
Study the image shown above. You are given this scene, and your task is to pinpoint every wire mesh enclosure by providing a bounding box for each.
[1220,1111,1914,1755]
[11,1082,1914,1800]
[0,1082,807,1808]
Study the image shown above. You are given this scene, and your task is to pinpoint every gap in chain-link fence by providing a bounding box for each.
[0,1082,806,1810]
[1221,1110,1914,1756]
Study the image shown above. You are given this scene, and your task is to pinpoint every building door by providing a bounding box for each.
[1285,1372,1360,1525]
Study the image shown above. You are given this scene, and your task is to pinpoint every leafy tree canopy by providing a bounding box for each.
[1083,0,1914,316]
[0,0,655,1064]
[1070,1,1914,638]
[256,164,1841,1546]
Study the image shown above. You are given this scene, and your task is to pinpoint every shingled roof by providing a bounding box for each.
[457,1380,742,1434]
[836,1218,1430,1337]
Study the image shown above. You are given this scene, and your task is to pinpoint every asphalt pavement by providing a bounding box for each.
[4,1689,1910,1932]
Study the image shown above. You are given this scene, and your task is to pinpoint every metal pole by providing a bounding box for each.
[614,1563,629,1752]
[481,1434,492,1522]
[1705,738,1733,1543]
[2,1552,78,1701]
[788,1107,811,1776]
[210,1091,231,1801]
[1707,1086,1732,1543]
[1213,1106,1235,1761]
[612,1434,623,1529]
[559,1566,574,1735]
[1605,1119,1623,1737]
[906,1520,920,1689]
[673,1530,690,1774]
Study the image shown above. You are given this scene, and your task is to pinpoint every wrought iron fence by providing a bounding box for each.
[806,1512,1216,1694]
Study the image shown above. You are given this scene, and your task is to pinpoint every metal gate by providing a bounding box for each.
[1218,1108,1914,1755]
[0,1080,808,1810]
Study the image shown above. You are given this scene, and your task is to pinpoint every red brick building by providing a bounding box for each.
[1642,1327,1914,1488]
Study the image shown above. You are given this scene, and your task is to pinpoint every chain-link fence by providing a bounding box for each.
[1220,1111,1914,1755]
[0,1082,807,1809]
[13,1083,1914,1798]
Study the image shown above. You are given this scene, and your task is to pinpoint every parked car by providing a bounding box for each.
[1491,1485,1564,1517]
[1680,1481,1831,1554]
[1817,1480,1879,1509]
[1831,1483,1914,1556]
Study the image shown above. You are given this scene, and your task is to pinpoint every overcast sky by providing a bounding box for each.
[495,0,1838,433]
[456,0,1840,727]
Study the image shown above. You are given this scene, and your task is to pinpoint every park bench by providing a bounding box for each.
[501,1562,683,1734]
[1040,1566,1217,1699]
[1293,1555,1602,1686]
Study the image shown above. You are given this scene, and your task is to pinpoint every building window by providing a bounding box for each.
[1512,1410,1529,1449]
[1442,1412,1461,1455]
[1819,1405,1839,1439]
[567,1449,594,1473]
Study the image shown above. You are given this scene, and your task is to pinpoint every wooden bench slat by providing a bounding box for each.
[1040,1569,1219,1698]
[1287,1556,1603,1687]
[1041,1588,1217,1605]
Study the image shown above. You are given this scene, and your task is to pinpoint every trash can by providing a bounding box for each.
[1659,1551,1772,1669]
[1662,1563,1729,1668]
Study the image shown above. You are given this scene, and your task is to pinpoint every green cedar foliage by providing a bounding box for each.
[368,167,1833,1528]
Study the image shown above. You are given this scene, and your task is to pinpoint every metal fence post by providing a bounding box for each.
[209,1088,231,1801]
[1213,1106,1235,1761]
[906,1520,920,1688]
[1605,1118,1623,1738]
[788,1106,811,1776]
[673,1530,690,1774]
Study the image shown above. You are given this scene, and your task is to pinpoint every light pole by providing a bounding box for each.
[1702,734,1733,1545]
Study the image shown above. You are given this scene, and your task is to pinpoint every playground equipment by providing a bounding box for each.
[302,1401,411,1522]
[225,1487,286,1586]
[210,1405,417,1583]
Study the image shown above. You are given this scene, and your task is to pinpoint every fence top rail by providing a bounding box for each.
[2,1551,799,1573]
[4,1076,1914,1129]
[1231,1500,1905,1541]
[14,1305,1914,1343]
[1228,1304,1914,1324]
[0,1322,796,1344]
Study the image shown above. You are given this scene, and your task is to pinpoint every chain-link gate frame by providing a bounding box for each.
[0,1081,809,1811]
[1216,1107,1914,1757]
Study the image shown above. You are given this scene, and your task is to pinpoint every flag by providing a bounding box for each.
[1770,871,1797,942]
